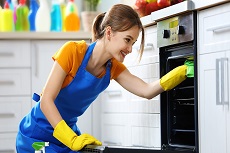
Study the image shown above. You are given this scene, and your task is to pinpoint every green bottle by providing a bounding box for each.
[15,0,29,31]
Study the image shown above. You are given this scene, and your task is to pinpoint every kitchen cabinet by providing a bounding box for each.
[0,32,92,152]
[0,40,31,153]
[101,25,161,148]
[198,2,230,153]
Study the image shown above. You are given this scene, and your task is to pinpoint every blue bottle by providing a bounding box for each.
[51,0,62,31]
[28,0,39,31]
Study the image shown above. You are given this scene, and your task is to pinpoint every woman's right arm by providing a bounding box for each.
[40,61,67,128]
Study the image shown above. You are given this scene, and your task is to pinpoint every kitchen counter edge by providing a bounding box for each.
[0,31,92,40]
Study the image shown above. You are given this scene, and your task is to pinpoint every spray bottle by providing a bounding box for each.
[32,142,49,153]
[59,0,66,31]
[64,0,80,31]
[0,1,14,32]
[50,0,62,31]
[12,0,18,24]
[28,0,39,31]
[15,0,30,31]
[35,0,51,31]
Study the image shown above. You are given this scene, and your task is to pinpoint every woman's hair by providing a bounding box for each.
[92,4,145,61]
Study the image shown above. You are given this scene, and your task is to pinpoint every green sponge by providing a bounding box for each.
[184,60,194,78]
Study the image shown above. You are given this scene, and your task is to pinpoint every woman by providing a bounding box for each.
[16,4,188,153]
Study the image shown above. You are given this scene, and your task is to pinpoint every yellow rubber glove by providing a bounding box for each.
[160,65,187,91]
[53,120,102,151]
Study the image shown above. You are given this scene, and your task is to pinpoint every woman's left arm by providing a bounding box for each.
[115,69,164,100]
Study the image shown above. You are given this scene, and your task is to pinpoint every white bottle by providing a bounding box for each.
[35,0,51,31]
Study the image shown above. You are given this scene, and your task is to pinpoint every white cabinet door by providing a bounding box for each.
[226,51,230,153]
[199,52,227,153]
[198,3,230,153]
[31,40,66,95]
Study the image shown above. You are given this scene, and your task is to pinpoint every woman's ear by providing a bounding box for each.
[105,26,112,40]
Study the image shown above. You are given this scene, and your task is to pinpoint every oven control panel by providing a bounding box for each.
[157,12,195,48]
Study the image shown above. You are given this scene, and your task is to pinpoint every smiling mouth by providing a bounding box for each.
[121,51,127,58]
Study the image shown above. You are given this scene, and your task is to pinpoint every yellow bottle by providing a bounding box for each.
[0,1,14,32]
[0,6,2,31]
[60,0,66,31]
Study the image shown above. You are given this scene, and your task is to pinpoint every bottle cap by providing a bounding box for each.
[4,1,10,9]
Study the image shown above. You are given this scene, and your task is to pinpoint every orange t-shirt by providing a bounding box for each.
[52,40,127,88]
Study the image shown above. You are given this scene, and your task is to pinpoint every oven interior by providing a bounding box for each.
[160,42,198,152]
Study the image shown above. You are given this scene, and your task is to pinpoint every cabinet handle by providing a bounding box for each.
[0,81,14,85]
[207,23,230,33]
[216,58,229,105]
[0,52,14,57]
[0,150,15,153]
[0,113,15,118]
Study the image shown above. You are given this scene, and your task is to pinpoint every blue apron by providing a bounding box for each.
[16,42,111,153]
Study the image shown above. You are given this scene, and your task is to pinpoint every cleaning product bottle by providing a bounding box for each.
[28,0,39,31]
[50,0,62,31]
[0,6,2,31]
[35,0,51,31]
[32,142,49,153]
[0,1,14,32]
[12,0,18,25]
[6,0,14,10]
[64,0,80,31]
[15,0,30,31]
[59,0,66,31]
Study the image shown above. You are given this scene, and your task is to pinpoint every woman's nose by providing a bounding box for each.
[127,45,132,53]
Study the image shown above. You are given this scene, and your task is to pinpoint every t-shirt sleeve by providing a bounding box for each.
[110,58,127,80]
[52,40,87,88]
[52,40,86,75]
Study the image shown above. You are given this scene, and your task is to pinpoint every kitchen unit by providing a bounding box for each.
[198,2,230,153]
[0,40,31,152]
[0,32,91,153]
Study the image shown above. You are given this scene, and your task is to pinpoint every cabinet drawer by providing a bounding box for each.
[0,133,17,153]
[0,40,31,68]
[0,97,31,132]
[199,3,230,54]
[0,69,31,96]
[140,26,159,64]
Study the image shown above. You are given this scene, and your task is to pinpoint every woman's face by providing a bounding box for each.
[108,26,140,62]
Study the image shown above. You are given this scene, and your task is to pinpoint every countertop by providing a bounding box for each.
[0,31,92,40]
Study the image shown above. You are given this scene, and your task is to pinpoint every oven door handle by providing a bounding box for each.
[216,58,229,105]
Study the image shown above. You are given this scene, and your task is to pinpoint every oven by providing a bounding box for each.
[80,11,198,153]
[158,11,198,153]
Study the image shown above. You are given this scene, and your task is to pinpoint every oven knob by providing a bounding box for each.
[162,30,170,39]
[177,25,185,35]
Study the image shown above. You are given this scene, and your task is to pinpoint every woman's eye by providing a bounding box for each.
[125,38,130,43]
